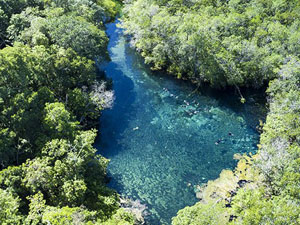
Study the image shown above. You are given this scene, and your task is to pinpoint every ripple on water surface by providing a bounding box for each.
[96,22,264,225]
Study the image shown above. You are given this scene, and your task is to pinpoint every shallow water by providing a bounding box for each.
[96,21,265,225]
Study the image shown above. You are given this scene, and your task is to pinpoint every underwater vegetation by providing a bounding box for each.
[97,22,264,224]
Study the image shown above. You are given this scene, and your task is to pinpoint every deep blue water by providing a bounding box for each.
[96,22,264,225]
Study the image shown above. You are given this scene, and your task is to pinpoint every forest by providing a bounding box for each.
[0,0,299,224]
[0,0,135,224]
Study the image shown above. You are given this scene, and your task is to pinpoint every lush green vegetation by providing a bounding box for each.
[122,0,300,224]
[1,0,300,224]
[122,0,300,87]
[0,0,135,224]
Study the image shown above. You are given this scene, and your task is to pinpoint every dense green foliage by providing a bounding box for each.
[0,0,135,224]
[122,0,300,88]
[2,0,300,224]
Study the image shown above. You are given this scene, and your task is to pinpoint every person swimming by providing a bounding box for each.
[215,139,222,145]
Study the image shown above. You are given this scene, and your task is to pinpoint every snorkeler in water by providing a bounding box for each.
[215,139,223,145]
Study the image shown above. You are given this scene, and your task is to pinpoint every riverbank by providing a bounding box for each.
[0,1,136,224]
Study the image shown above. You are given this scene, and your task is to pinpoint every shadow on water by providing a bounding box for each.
[96,64,136,156]
[95,22,136,157]
[96,20,266,225]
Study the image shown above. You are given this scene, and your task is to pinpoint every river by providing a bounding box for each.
[96,21,265,225]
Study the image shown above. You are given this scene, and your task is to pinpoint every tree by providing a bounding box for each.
[42,206,97,225]
[47,15,108,60]
[43,102,78,140]
[172,201,228,225]
[0,188,23,225]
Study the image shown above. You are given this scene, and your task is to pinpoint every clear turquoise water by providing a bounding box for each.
[96,22,265,225]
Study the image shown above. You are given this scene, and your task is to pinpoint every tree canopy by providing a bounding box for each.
[1,0,299,224]
[0,0,135,224]
[122,0,300,88]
